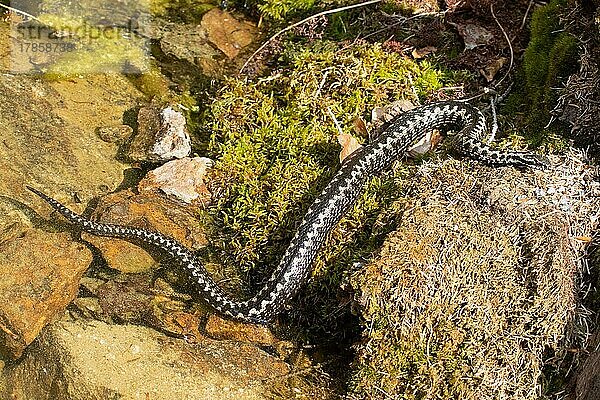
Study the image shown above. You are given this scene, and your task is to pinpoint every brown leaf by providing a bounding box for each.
[353,117,368,136]
[480,57,507,82]
[407,129,443,158]
[411,46,437,59]
[449,22,494,50]
[338,133,362,163]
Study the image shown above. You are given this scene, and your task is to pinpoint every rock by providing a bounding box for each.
[159,23,223,75]
[1,318,290,399]
[96,125,133,143]
[139,156,213,205]
[127,105,192,162]
[201,8,257,59]
[449,21,494,50]
[73,273,208,340]
[0,68,142,360]
[81,189,208,273]
[205,315,277,346]
[40,0,152,29]
[96,275,155,324]
[0,230,92,358]
[1,74,139,216]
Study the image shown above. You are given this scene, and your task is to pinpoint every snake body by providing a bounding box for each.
[29,101,548,324]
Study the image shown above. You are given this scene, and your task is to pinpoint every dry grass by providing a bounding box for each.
[349,151,600,399]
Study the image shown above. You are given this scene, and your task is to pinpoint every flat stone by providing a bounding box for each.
[139,156,213,205]
[96,125,134,143]
[160,23,219,58]
[1,74,139,217]
[0,229,92,358]
[201,8,257,59]
[1,318,290,399]
[205,315,276,346]
[0,66,142,361]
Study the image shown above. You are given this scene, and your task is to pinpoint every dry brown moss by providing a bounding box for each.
[349,152,600,399]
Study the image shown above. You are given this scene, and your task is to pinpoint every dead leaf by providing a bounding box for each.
[449,22,494,50]
[338,133,362,163]
[407,129,443,157]
[480,57,507,82]
[353,117,368,136]
[370,100,416,138]
[574,236,593,243]
[411,46,437,59]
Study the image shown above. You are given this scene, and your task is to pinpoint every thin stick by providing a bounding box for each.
[240,0,382,74]
[490,3,513,88]
[326,106,344,136]
[488,96,498,143]
[359,10,446,42]
[520,0,535,30]
[0,3,42,22]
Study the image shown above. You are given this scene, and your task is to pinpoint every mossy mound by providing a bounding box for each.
[349,154,599,399]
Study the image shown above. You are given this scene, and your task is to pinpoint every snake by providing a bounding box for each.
[28,100,549,325]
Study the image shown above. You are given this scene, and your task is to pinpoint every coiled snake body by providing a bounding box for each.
[29,101,548,324]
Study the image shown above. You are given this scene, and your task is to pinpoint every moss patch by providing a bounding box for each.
[36,14,149,77]
[349,157,598,399]
[505,0,578,145]
[150,0,216,23]
[203,40,464,315]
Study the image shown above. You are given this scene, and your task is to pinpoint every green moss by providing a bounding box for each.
[152,0,215,23]
[202,41,468,331]
[37,14,149,77]
[127,68,173,99]
[505,0,578,145]
[257,0,315,21]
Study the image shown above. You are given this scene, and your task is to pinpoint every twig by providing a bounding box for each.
[0,3,42,22]
[520,0,535,30]
[490,3,513,88]
[314,69,331,99]
[359,10,447,42]
[326,106,344,136]
[239,0,382,74]
[488,96,498,143]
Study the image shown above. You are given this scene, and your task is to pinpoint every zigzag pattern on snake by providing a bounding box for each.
[28,100,549,325]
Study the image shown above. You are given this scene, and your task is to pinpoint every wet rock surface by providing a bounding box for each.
[0,230,92,358]
[96,125,134,144]
[81,189,209,273]
[0,7,319,400]
[0,71,141,360]
[201,8,257,60]
[156,8,257,75]
[205,315,277,346]
[0,74,138,213]
[159,23,223,74]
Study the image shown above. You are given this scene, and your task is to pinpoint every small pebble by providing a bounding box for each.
[97,125,134,143]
